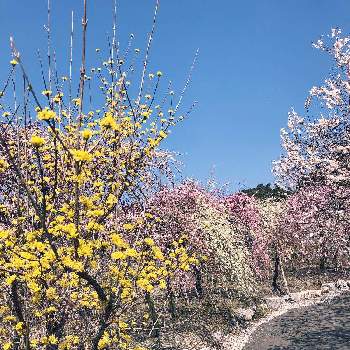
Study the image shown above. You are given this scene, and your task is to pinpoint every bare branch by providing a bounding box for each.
[137,0,160,105]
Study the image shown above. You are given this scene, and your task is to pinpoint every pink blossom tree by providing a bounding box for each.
[273,29,350,274]
[283,185,350,271]
[225,193,270,278]
[273,29,350,190]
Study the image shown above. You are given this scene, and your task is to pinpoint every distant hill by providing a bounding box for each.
[242,183,291,200]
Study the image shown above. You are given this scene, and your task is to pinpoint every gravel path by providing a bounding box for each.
[243,293,350,350]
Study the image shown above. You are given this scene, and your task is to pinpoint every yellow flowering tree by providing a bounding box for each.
[0,1,197,349]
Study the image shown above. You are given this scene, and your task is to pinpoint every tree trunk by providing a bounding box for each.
[331,247,339,271]
[166,278,176,320]
[272,245,289,295]
[272,248,282,294]
[320,255,327,272]
[279,255,290,295]
[145,292,160,339]
[194,265,203,298]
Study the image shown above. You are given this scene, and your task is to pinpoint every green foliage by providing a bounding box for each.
[242,183,291,201]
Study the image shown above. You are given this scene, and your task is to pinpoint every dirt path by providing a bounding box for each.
[243,293,350,350]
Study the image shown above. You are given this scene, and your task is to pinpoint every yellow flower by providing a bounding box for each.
[123,223,135,231]
[144,237,154,246]
[71,149,93,162]
[3,343,12,350]
[81,129,93,140]
[141,111,151,118]
[152,246,164,261]
[100,113,117,130]
[15,322,24,332]
[30,135,45,147]
[136,278,154,292]
[48,335,58,345]
[159,279,167,289]
[110,234,128,248]
[118,321,128,330]
[61,223,78,238]
[156,71,163,77]
[72,98,81,106]
[45,306,57,313]
[62,256,83,271]
[180,263,190,271]
[98,333,110,349]
[78,240,93,257]
[159,130,167,139]
[121,288,131,300]
[46,287,58,300]
[145,284,154,293]
[42,90,52,97]
[27,281,41,293]
[53,93,63,103]
[0,159,9,173]
[87,221,103,232]
[5,275,16,285]
[111,251,126,260]
[10,59,18,66]
[37,108,56,121]
[30,339,39,347]
[125,248,138,258]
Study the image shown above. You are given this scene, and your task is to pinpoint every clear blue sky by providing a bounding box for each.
[1,1,350,190]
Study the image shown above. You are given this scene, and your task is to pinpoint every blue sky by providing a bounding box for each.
[1,1,350,190]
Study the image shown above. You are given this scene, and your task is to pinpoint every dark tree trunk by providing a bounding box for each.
[166,278,176,320]
[194,265,203,298]
[145,292,160,339]
[10,282,31,350]
[272,244,289,295]
[272,248,282,294]
[320,255,327,272]
[92,295,115,350]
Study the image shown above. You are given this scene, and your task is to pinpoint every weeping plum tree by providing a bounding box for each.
[225,193,270,278]
[282,185,350,272]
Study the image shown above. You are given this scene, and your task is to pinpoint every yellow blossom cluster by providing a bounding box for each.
[30,135,45,147]
[37,107,56,121]
[0,26,189,348]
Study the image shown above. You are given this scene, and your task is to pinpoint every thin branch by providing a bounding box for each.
[137,0,160,105]
[174,48,199,113]
[78,0,88,127]
[0,66,16,99]
[37,49,48,92]
[111,0,118,61]
[69,10,74,123]
[46,0,52,92]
